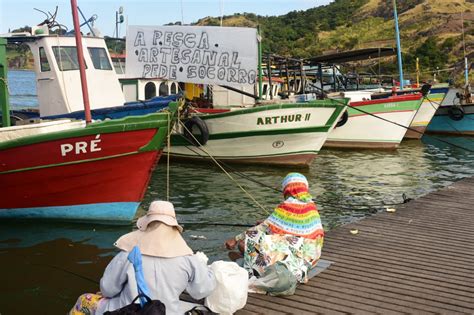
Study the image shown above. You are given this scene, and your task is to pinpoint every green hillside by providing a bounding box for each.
[196,0,474,84]
[6,0,474,84]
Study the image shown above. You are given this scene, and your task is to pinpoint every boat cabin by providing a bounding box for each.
[4,31,125,116]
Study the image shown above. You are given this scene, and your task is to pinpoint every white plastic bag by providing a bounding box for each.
[205,261,248,314]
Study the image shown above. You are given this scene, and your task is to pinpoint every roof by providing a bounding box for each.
[305,47,397,65]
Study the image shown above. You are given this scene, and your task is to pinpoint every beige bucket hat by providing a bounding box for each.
[114,201,193,257]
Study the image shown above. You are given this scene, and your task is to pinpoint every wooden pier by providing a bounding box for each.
[238,177,474,314]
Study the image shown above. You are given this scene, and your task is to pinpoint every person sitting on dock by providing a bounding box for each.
[225,172,324,283]
[70,200,216,315]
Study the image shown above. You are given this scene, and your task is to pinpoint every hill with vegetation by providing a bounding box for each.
[196,0,474,84]
[6,0,474,84]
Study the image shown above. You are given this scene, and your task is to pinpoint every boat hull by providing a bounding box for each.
[0,112,174,223]
[326,95,422,148]
[403,126,427,140]
[426,103,474,136]
[404,88,448,139]
[168,101,346,167]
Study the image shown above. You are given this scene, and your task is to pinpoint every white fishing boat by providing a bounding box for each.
[325,93,423,149]
[169,100,347,166]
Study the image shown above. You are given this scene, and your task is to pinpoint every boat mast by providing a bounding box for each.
[0,38,10,127]
[462,11,469,87]
[70,0,92,124]
[393,0,404,90]
[257,25,263,100]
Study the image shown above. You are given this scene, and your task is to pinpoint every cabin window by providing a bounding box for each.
[52,46,87,71]
[159,82,169,96]
[39,47,51,72]
[170,82,177,94]
[88,47,113,70]
[145,82,156,99]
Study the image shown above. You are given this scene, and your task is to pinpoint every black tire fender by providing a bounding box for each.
[183,116,209,146]
[448,106,465,121]
[336,110,349,128]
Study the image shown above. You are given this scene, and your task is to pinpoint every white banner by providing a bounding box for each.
[125,25,258,87]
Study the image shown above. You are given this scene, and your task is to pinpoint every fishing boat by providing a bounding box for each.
[2,14,176,122]
[169,99,347,166]
[371,85,449,139]
[0,5,178,224]
[324,93,423,149]
[426,87,474,136]
[0,111,177,223]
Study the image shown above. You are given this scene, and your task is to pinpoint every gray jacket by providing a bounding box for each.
[96,251,216,315]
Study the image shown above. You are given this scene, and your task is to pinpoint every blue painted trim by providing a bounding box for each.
[427,113,474,133]
[0,202,139,225]
[393,0,404,90]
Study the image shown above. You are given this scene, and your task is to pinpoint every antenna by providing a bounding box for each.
[461,11,469,87]
[180,0,184,25]
[220,0,224,27]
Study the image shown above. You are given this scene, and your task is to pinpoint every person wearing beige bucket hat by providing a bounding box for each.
[70,201,216,315]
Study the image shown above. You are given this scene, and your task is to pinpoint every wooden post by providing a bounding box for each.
[416,57,420,88]
[0,38,10,127]
[257,25,263,100]
[266,53,273,100]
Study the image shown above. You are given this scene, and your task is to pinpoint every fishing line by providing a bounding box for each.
[181,221,254,228]
[176,131,411,210]
[30,262,100,284]
[176,120,271,215]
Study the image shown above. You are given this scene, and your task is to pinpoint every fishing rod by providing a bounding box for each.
[182,222,254,227]
[24,260,100,284]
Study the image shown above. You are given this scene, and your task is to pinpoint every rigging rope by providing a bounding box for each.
[176,130,411,210]
[177,119,271,215]
[166,111,171,201]
[330,97,474,153]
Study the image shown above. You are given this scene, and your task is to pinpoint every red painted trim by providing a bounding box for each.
[350,109,416,118]
[0,151,161,209]
[192,108,230,114]
[0,129,157,173]
[351,94,422,107]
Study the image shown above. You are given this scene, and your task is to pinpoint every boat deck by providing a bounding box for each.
[238,177,474,314]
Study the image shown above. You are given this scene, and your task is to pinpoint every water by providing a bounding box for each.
[7,70,38,108]
[1,70,474,313]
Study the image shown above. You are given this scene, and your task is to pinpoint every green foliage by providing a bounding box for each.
[105,37,125,54]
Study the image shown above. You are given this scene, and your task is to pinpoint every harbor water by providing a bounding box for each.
[1,70,474,313]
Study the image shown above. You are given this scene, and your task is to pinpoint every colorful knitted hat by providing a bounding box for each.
[281,172,312,202]
[266,173,324,239]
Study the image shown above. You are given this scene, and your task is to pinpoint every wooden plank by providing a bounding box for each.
[239,177,474,314]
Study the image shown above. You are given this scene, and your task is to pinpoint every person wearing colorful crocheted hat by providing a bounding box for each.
[226,172,324,284]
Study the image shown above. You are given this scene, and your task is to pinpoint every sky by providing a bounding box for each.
[0,0,333,37]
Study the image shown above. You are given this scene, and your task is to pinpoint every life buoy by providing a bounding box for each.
[336,110,349,128]
[183,116,209,146]
[448,106,465,121]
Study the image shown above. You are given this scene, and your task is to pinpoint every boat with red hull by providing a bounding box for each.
[0,109,177,224]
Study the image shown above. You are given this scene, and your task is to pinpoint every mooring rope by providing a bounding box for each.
[177,119,271,215]
[176,131,411,210]
[0,77,11,95]
[166,111,171,201]
[424,97,474,139]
